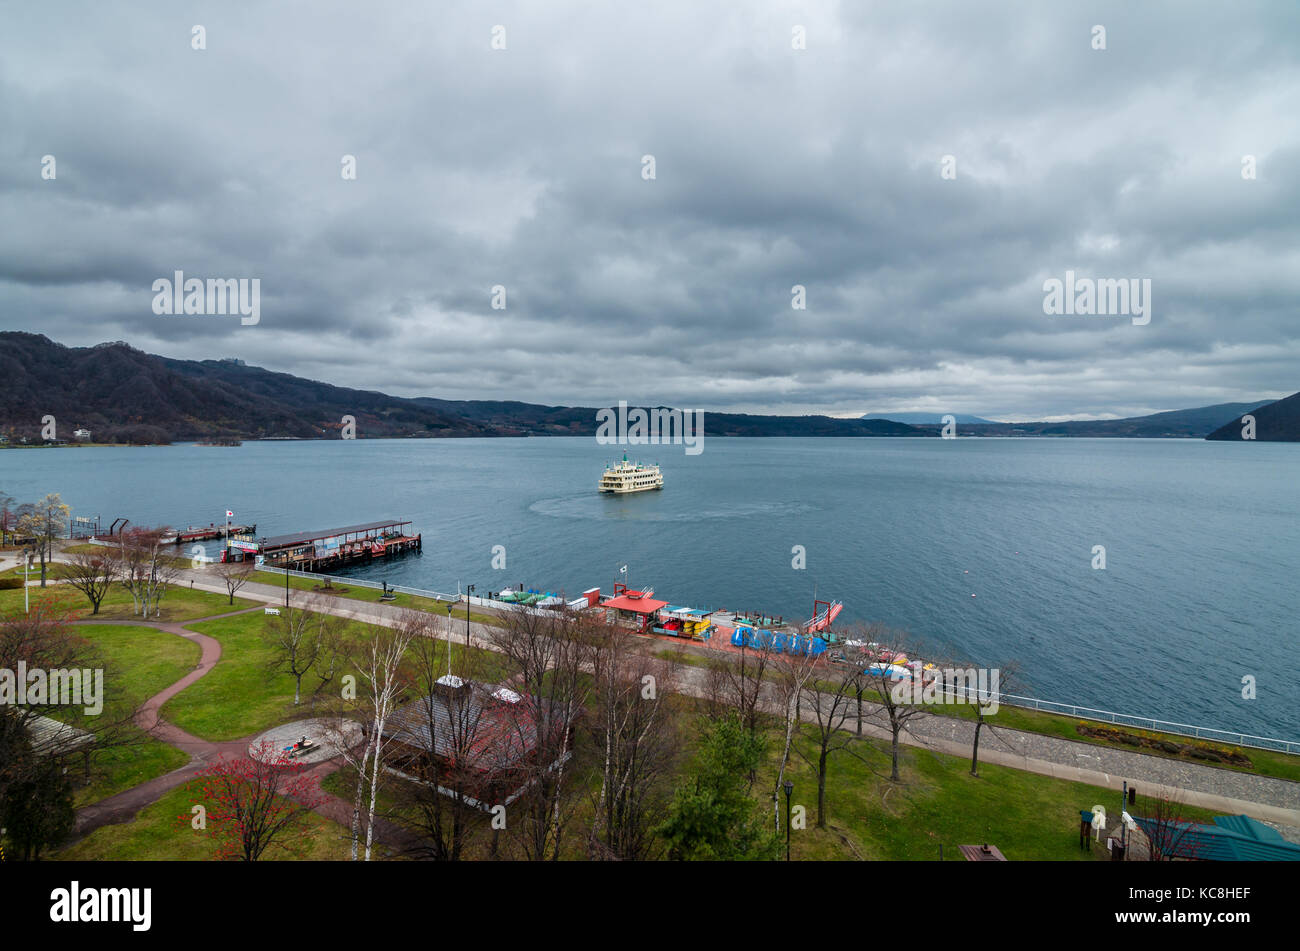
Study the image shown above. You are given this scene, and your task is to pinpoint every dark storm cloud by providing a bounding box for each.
[1,0,1297,420]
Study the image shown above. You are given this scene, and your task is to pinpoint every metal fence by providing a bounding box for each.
[911,679,1297,755]
[995,693,1299,755]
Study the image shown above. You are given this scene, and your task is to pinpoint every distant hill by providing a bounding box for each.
[0,333,922,443]
[0,333,490,443]
[1206,391,1300,442]
[923,400,1278,438]
[2,333,1285,444]
[863,412,999,425]
[413,398,920,437]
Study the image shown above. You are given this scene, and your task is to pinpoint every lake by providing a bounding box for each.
[4,436,1297,739]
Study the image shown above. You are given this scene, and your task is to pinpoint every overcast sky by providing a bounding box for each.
[2,2,1297,421]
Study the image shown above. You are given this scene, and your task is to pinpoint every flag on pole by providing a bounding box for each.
[226,511,234,518]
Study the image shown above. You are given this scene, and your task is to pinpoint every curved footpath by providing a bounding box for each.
[65,605,412,855]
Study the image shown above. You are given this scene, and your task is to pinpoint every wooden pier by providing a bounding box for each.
[172,523,256,544]
[223,519,421,571]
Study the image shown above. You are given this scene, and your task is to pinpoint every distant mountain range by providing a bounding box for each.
[1,333,1295,443]
[863,412,999,425]
[908,401,1279,438]
[0,334,916,442]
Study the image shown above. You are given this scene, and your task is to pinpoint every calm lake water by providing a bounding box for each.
[4,436,1297,739]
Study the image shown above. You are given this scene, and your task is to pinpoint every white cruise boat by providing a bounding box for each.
[598,454,664,494]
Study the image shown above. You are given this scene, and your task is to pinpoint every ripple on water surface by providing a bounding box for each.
[529,494,813,522]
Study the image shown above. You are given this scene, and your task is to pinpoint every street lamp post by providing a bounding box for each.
[23,548,32,614]
[783,780,794,861]
[445,603,454,678]
[465,584,475,651]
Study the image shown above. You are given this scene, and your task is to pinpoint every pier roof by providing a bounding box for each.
[604,593,668,614]
[260,519,409,550]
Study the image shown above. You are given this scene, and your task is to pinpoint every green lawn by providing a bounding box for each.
[0,580,254,622]
[162,611,309,741]
[49,624,199,807]
[761,719,1222,861]
[53,782,353,860]
[165,610,518,742]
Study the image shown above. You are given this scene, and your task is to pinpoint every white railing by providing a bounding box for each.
[926,680,1299,756]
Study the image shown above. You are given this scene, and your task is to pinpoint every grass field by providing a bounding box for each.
[0,580,254,623]
[164,610,518,742]
[162,611,313,741]
[49,624,198,807]
[770,726,1219,860]
[53,782,353,860]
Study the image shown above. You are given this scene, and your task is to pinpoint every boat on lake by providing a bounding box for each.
[598,454,663,494]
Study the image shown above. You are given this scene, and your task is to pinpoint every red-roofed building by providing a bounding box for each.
[602,583,668,631]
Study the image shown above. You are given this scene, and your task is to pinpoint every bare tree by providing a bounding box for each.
[962,660,1019,777]
[793,653,861,828]
[265,599,344,704]
[351,610,420,860]
[394,614,500,860]
[856,625,929,782]
[15,494,69,586]
[60,546,121,615]
[214,557,255,605]
[0,490,14,546]
[488,606,594,861]
[588,627,679,860]
[118,527,180,617]
[719,638,777,739]
[769,644,821,833]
